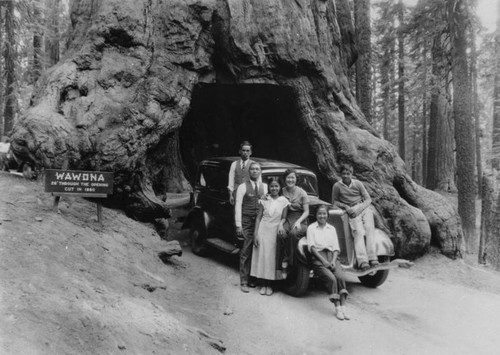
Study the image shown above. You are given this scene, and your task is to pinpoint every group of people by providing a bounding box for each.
[228,141,378,320]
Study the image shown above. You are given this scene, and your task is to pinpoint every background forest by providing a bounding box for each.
[0,0,499,265]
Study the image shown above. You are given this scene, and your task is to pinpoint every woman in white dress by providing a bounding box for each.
[251,178,290,296]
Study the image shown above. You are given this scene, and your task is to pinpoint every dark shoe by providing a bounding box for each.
[359,262,370,270]
[370,260,380,267]
[248,281,257,288]
[240,284,249,293]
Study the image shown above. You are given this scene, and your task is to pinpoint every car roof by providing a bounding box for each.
[200,157,312,172]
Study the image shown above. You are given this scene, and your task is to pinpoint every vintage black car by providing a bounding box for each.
[183,157,409,296]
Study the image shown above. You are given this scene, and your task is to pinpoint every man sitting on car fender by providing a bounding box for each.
[332,163,378,270]
[235,162,268,293]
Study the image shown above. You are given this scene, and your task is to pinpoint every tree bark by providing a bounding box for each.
[493,2,500,170]
[421,40,428,186]
[427,33,456,192]
[397,0,405,161]
[0,3,4,138]
[45,0,60,67]
[448,0,476,251]
[354,0,372,124]
[10,0,463,258]
[470,29,482,196]
[3,0,15,135]
[33,1,43,84]
[479,172,497,264]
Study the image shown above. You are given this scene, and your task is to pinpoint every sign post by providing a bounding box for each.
[45,169,114,224]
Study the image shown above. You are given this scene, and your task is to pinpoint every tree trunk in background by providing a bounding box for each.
[45,0,60,67]
[470,29,482,195]
[3,0,15,135]
[493,2,500,170]
[449,0,476,251]
[421,41,428,186]
[427,34,456,192]
[33,1,43,84]
[398,0,405,161]
[479,172,498,264]
[0,4,4,138]
[354,0,372,124]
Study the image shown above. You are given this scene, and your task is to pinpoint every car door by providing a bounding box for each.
[196,163,235,240]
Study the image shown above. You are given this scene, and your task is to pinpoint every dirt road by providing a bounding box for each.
[170,224,500,355]
[1,172,500,354]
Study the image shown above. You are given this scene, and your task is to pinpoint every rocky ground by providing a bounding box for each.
[1,171,500,355]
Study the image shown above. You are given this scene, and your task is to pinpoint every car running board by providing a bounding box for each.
[340,259,414,277]
[206,238,240,254]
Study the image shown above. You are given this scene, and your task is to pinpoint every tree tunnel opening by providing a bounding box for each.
[179,83,325,194]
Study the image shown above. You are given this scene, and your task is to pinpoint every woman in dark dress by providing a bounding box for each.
[277,169,309,276]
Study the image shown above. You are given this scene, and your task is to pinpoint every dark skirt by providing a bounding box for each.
[277,210,307,269]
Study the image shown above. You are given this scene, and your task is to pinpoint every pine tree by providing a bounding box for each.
[397,0,406,161]
[3,0,16,135]
[355,0,372,124]
[448,0,476,250]
[493,1,500,169]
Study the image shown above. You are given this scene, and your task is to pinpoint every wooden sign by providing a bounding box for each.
[45,169,114,196]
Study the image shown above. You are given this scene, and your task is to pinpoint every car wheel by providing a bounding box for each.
[358,256,390,288]
[190,225,209,257]
[22,164,35,180]
[283,262,310,297]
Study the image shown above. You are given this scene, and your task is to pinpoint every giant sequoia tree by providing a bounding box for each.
[10,0,462,258]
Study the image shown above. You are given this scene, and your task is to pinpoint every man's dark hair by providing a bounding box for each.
[316,204,329,215]
[240,141,252,150]
[340,163,353,174]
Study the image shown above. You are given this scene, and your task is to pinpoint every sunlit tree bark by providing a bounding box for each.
[3,0,16,135]
[397,0,405,161]
[354,0,372,124]
[448,0,476,250]
[493,1,500,170]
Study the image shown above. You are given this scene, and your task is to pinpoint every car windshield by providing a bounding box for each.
[196,163,320,196]
[262,172,318,196]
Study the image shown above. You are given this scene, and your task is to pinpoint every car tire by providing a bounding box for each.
[190,225,209,257]
[283,262,310,297]
[358,256,390,288]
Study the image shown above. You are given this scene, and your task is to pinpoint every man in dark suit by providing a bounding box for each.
[234,162,268,293]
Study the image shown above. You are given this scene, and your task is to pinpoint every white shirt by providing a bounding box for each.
[306,222,340,253]
[234,181,268,227]
[227,159,248,192]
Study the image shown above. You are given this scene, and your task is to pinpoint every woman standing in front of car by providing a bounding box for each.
[251,178,290,296]
[278,169,309,276]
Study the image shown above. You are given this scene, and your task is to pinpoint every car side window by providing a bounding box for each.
[198,165,227,192]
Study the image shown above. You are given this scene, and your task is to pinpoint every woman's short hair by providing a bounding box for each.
[283,168,297,179]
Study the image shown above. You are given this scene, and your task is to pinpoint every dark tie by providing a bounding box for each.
[254,182,258,196]
[241,161,244,170]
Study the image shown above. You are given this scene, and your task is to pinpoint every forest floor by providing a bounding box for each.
[1,171,500,355]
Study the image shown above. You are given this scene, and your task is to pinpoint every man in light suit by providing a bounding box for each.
[227,141,254,205]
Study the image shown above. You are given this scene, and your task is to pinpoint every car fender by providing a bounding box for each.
[182,207,212,232]
[373,228,395,257]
